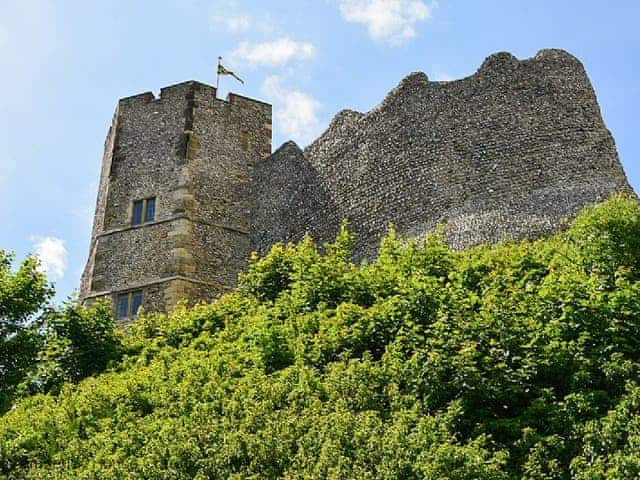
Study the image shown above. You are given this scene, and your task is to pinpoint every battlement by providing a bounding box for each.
[118,80,271,113]
[114,80,272,163]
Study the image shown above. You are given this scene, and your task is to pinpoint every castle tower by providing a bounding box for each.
[80,81,272,319]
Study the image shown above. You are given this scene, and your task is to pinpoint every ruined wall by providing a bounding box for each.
[254,49,633,259]
[251,141,339,255]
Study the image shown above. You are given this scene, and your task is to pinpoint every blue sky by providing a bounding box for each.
[1,0,638,301]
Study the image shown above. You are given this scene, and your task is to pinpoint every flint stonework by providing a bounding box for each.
[80,49,634,316]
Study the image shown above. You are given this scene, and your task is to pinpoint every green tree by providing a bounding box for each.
[26,299,123,395]
[0,251,52,411]
[1,195,640,478]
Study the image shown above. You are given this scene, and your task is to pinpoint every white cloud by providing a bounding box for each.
[433,71,452,81]
[261,76,322,146]
[213,15,253,33]
[32,236,67,280]
[210,2,275,35]
[212,13,253,33]
[230,37,316,68]
[339,0,433,45]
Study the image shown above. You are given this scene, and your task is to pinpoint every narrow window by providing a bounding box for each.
[144,197,156,222]
[131,291,144,316]
[116,290,144,319]
[131,197,156,225]
[132,200,144,225]
[117,294,129,319]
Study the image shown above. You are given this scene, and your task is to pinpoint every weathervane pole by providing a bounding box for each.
[216,56,222,97]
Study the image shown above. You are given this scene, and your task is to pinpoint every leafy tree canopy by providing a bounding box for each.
[0,251,52,411]
[0,252,122,413]
[1,193,640,479]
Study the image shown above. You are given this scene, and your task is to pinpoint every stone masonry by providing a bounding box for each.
[81,49,634,316]
[80,81,272,314]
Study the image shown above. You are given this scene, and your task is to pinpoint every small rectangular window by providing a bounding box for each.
[116,290,144,319]
[144,197,155,222]
[131,197,156,225]
[132,200,144,225]
[117,294,129,318]
[131,291,144,316]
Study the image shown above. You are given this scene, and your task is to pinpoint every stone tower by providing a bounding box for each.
[80,81,271,318]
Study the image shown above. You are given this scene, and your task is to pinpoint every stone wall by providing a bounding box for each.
[253,49,633,259]
[251,141,339,255]
[80,81,272,316]
[189,88,271,285]
[79,107,117,300]
[81,48,635,317]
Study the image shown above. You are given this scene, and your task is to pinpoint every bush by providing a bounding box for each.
[1,194,640,478]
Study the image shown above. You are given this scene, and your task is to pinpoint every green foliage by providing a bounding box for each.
[0,251,123,413]
[2,194,640,478]
[567,193,640,281]
[0,252,52,329]
[0,251,52,411]
[570,384,640,479]
[24,300,123,395]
